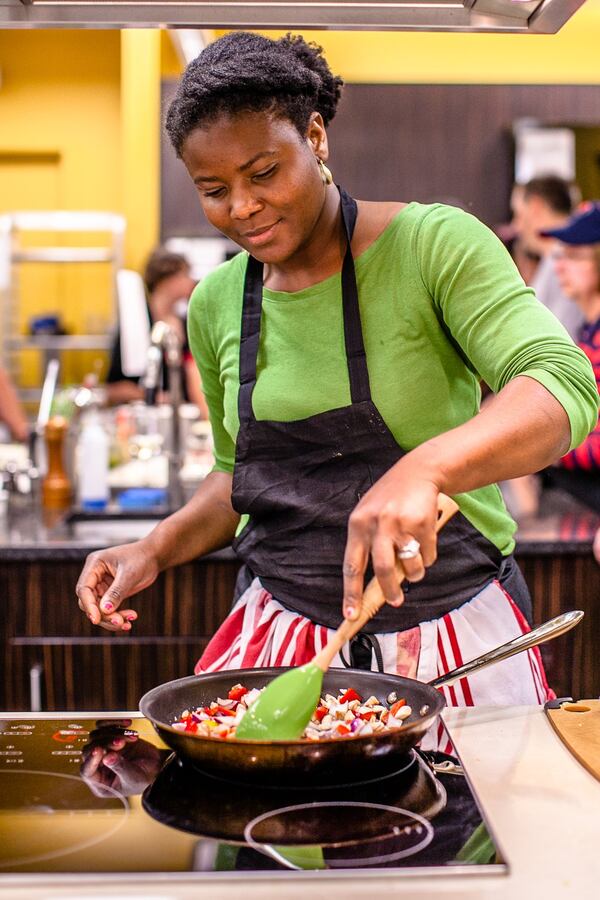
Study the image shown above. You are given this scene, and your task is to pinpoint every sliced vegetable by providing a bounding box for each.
[174,686,410,742]
[314,705,329,722]
[339,688,362,704]
[228,684,249,702]
[390,699,407,717]
[214,705,236,717]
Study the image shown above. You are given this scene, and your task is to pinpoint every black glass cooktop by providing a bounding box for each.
[0,715,507,882]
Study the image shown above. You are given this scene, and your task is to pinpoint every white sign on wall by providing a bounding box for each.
[514,123,576,184]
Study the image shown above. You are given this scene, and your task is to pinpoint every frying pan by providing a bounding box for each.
[139,610,582,787]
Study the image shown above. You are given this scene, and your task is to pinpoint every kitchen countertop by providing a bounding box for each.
[0,487,597,561]
[512,486,600,556]
[0,704,598,899]
[0,503,237,562]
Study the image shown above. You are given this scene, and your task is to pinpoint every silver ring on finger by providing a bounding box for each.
[397,538,421,560]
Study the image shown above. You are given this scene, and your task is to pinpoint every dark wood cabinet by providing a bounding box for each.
[0,555,238,711]
[1,548,598,711]
[515,551,600,701]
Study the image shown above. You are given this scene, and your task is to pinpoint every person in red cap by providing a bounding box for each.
[540,203,600,519]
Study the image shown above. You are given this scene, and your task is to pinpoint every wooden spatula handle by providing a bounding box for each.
[312,493,460,672]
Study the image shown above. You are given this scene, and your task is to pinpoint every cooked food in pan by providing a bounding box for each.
[173,684,412,741]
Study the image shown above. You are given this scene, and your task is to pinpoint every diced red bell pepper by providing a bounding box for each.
[184,719,198,733]
[358,710,376,721]
[214,705,236,717]
[336,724,351,735]
[314,706,329,722]
[390,699,407,717]
[339,688,362,704]
[228,684,249,701]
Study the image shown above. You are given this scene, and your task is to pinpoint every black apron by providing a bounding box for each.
[231,187,528,633]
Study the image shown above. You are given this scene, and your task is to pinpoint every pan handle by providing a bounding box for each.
[429,610,584,690]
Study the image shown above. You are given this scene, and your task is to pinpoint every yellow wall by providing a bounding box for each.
[0,29,161,388]
[161,29,185,78]
[216,0,600,84]
[0,31,121,386]
[120,29,161,274]
[0,31,122,207]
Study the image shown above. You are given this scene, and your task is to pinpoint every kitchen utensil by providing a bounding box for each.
[41,416,72,510]
[139,609,583,786]
[235,494,459,740]
[117,268,151,377]
[30,357,60,469]
[545,698,600,782]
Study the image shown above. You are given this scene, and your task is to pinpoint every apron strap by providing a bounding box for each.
[238,254,264,424]
[338,187,371,404]
[238,186,372,424]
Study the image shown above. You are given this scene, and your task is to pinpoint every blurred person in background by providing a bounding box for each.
[501,184,539,285]
[499,178,586,517]
[540,202,600,514]
[512,175,583,339]
[106,248,209,418]
[0,366,29,443]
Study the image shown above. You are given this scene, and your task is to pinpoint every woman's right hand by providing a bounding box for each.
[75,540,160,632]
[75,472,239,631]
[80,720,168,797]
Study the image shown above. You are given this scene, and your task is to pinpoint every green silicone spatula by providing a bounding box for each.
[235,494,459,741]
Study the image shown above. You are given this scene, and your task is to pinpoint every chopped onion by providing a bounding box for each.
[243,688,261,707]
[174,685,410,742]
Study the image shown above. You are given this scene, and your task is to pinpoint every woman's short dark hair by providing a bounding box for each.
[144,248,189,294]
[165,32,343,158]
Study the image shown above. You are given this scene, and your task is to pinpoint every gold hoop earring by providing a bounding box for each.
[317,157,333,186]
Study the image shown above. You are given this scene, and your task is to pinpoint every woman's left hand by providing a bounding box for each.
[342,462,441,620]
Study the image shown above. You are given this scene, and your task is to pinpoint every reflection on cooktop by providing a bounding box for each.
[142,749,446,844]
[0,716,508,879]
[0,770,128,870]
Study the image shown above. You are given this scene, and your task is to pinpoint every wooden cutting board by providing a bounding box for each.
[546,699,600,782]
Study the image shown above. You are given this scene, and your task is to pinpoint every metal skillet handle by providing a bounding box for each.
[429,609,584,690]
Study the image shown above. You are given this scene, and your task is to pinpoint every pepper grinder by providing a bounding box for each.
[42,415,72,510]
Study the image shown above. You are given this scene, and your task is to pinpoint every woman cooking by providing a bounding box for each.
[76,33,597,729]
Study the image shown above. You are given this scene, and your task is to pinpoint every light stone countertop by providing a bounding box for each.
[1,704,598,899]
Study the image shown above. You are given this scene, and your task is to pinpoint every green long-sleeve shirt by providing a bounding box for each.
[188,202,598,554]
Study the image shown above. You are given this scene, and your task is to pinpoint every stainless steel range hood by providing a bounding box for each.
[0,0,588,33]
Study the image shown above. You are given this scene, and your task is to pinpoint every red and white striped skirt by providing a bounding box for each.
[197,577,554,751]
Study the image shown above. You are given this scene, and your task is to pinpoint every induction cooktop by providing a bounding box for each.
[0,713,508,883]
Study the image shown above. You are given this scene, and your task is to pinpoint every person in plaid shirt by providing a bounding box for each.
[542,203,600,507]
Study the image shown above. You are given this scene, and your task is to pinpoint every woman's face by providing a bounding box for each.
[553,243,600,301]
[181,110,328,265]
